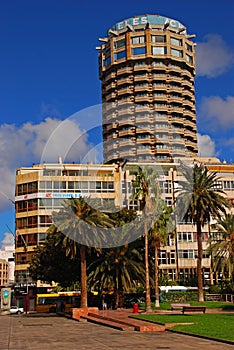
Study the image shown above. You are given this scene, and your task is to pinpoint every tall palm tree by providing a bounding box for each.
[48,197,115,308]
[132,166,161,312]
[208,213,234,281]
[150,204,173,307]
[177,163,230,301]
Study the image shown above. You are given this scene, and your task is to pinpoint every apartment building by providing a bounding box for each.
[0,259,9,286]
[14,162,122,284]
[98,14,198,163]
[15,158,234,286]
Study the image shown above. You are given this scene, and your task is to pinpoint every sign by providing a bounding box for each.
[15,192,82,202]
[110,15,186,33]
[1,288,11,310]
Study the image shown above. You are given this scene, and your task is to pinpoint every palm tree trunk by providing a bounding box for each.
[80,245,88,308]
[144,220,152,312]
[197,221,204,302]
[154,246,160,308]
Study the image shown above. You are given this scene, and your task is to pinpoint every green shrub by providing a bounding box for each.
[160,291,198,302]
[209,285,221,294]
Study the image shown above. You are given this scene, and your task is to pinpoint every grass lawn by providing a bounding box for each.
[133,313,234,342]
[139,301,234,310]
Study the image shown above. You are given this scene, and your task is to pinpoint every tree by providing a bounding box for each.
[88,206,144,308]
[88,240,145,308]
[47,197,116,308]
[132,166,162,312]
[150,204,173,307]
[208,213,234,282]
[29,230,80,287]
[177,163,230,301]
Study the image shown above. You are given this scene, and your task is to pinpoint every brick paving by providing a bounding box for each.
[0,312,233,350]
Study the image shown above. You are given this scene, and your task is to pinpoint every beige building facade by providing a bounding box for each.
[0,259,9,286]
[15,159,234,286]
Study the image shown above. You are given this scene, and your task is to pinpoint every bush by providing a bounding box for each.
[160,291,198,302]
[209,285,221,294]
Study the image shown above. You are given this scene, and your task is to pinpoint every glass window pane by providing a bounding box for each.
[132,47,146,55]
[152,47,166,55]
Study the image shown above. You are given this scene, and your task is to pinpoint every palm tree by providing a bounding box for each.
[132,166,161,312]
[208,213,234,281]
[48,197,115,308]
[150,204,173,307]
[88,240,145,309]
[177,163,230,301]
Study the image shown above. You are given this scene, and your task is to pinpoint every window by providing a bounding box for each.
[186,43,192,52]
[186,54,193,64]
[104,57,111,66]
[152,47,166,55]
[131,36,145,44]
[155,123,168,129]
[39,215,52,227]
[114,39,126,49]
[114,50,126,61]
[223,181,234,190]
[17,182,38,195]
[178,232,193,242]
[178,250,194,259]
[169,251,175,264]
[159,180,172,193]
[171,49,183,58]
[132,47,146,55]
[151,35,166,43]
[54,181,66,191]
[159,251,167,264]
[170,37,182,46]
[165,198,173,206]
[156,144,168,149]
[80,181,88,190]
[40,181,52,191]
[43,169,61,176]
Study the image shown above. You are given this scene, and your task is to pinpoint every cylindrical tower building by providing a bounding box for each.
[98,14,198,163]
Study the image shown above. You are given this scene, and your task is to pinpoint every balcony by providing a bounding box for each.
[104,92,116,101]
[182,89,194,99]
[118,138,135,147]
[118,87,132,96]
[134,64,149,72]
[183,99,195,109]
[105,82,116,92]
[117,66,132,76]
[134,74,149,82]
[117,77,133,86]
[103,71,116,82]
[118,128,136,137]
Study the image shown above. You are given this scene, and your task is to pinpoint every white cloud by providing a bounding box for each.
[0,117,97,212]
[197,133,216,157]
[196,34,234,77]
[0,232,14,249]
[199,95,234,129]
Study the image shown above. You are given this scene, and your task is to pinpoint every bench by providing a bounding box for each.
[171,303,190,310]
[182,306,206,314]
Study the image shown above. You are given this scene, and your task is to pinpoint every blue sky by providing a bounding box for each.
[0,0,234,245]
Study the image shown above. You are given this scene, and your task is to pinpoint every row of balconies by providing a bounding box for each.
[103,78,194,89]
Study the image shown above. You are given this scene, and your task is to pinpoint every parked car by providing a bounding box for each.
[10,306,24,314]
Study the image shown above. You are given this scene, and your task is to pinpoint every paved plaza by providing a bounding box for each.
[0,314,233,350]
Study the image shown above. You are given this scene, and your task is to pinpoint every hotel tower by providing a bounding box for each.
[98,14,198,163]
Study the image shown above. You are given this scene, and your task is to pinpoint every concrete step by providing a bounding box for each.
[87,312,165,332]
[81,314,134,331]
